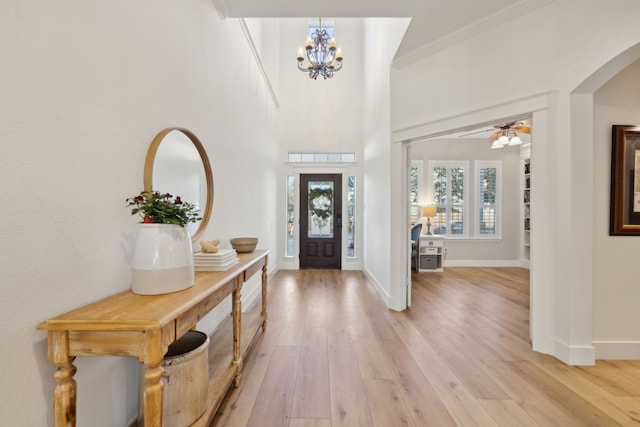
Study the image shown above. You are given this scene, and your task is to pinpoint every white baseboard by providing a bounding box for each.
[342,258,363,270]
[362,266,390,307]
[243,264,278,309]
[278,258,298,270]
[241,278,261,308]
[277,259,361,271]
[593,341,640,360]
[444,259,523,267]
[552,338,596,365]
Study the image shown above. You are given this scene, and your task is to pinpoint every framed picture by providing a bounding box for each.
[610,125,640,235]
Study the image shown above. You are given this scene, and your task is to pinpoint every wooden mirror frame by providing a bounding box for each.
[144,127,214,242]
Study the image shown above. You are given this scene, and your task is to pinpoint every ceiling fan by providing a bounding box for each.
[488,120,531,149]
[488,120,531,141]
[456,119,531,138]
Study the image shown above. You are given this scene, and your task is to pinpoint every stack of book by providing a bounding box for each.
[193,248,239,271]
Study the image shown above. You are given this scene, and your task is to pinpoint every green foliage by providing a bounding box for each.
[433,167,447,204]
[481,167,497,203]
[451,167,465,203]
[308,186,333,219]
[409,166,419,203]
[126,189,201,227]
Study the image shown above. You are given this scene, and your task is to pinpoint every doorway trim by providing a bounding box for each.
[280,163,362,271]
[391,91,553,355]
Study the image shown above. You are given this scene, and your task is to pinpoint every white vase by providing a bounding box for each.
[131,224,194,295]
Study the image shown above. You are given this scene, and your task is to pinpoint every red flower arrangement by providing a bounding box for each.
[126,189,201,227]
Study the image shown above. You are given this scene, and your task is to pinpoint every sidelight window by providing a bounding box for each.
[347,175,356,257]
[285,175,295,257]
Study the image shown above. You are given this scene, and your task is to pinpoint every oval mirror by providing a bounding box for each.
[144,128,213,242]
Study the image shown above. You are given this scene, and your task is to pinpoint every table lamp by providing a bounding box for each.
[421,205,437,235]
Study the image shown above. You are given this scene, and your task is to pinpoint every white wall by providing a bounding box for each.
[409,138,521,265]
[276,18,366,269]
[362,18,410,309]
[390,0,640,362]
[391,2,556,136]
[277,18,364,152]
[593,58,640,359]
[243,18,280,102]
[0,1,279,425]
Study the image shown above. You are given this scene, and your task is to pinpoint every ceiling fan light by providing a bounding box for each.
[491,139,504,149]
[509,136,522,146]
[498,135,509,144]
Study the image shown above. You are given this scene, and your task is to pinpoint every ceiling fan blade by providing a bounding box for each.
[458,128,495,137]
[489,130,500,141]
[513,125,531,134]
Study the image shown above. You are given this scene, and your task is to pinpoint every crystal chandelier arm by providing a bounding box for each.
[324,49,335,66]
[296,19,343,79]
[297,57,309,72]
[306,45,315,67]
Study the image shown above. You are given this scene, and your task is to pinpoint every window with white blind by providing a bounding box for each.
[429,161,468,237]
[409,160,423,223]
[427,160,502,238]
[476,161,502,238]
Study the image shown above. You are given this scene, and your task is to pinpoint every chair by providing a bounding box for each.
[410,223,422,271]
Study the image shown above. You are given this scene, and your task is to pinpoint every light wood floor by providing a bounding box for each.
[211,268,640,426]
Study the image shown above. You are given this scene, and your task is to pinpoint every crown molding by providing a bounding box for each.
[392,91,550,144]
[238,19,280,108]
[211,0,230,19]
[393,0,554,69]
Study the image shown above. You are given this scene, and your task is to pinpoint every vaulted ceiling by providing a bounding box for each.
[211,0,540,64]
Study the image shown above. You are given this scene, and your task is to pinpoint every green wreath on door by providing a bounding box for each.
[309,187,333,220]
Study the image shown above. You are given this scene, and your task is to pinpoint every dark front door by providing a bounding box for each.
[300,174,342,269]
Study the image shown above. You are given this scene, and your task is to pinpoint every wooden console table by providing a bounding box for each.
[38,250,269,427]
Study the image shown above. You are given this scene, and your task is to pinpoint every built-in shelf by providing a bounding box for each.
[521,145,531,267]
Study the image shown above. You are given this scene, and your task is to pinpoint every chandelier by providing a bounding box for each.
[296,18,343,80]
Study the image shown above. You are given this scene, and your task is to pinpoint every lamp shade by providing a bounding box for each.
[421,205,437,217]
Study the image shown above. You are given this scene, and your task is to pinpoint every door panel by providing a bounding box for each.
[300,174,342,269]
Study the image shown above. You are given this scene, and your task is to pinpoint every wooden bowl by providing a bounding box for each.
[230,237,258,253]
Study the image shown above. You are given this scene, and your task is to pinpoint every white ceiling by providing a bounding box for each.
[212,0,536,62]
[213,0,541,138]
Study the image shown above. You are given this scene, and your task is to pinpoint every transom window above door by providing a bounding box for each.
[287,152,355,163]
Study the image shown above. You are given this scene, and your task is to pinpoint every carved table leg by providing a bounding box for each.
[142,364,163,427]
[232,276,243,388]
[261,257,268,331]
[141,330,164,427]
[49,330,77,427]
